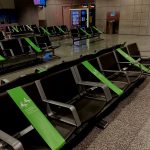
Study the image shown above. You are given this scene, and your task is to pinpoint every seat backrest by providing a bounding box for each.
[115,47,129,62]
[1,39,23,56]
[53,26,61,34]
[0,81,45,133]
[0,31,5,40]
[76,57,100,82]
[20,36,38,49]
[24,25,33,33]
[10,26,19,35]
[127,43,141,59]
[0,82,47,148]
[22,82,46,114]
[86,27,92,35]
[36,36,51,47]
[70,28,79,37]
[47,26,55,35]
[98,51,119,77]
[17,25,25,33]
[91,26,99,34]
[40,68,80,103]
[60,25,68,32]
[31,25,40,34]
[0,91,30,135]
[78,28,86,36]
[5,26,10,32]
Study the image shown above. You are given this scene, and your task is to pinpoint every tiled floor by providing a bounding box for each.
[73,77,150,150]
[1,34,150,81]
[1,34,150,150]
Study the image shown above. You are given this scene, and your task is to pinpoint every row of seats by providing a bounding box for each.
[3,24,103,44]
[0,35,60,72]
[0,43,145,150]
[70,26,103,44]
[122,43,150,66]
[113,43,150,75]
[4,24,69,38]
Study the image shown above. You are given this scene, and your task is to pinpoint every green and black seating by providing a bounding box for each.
[53,26,64,36]
[70,28,87,44]
[35,59,108,127]
[31,24,41,35]
[91,26,103,38]
[60,25,69,35]
[47,26,56,37]
[73,53,125,99]
[36,35,60,58]
[114,46,150,74]
[97,50,142,84]
[0,38,37,70]
[78,27,91,39]
[127,43,150,66]
[24,25,34,34]
[0,82,68,150]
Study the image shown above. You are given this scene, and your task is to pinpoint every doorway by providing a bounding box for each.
[39,20,47,27]
[106,11,120,34]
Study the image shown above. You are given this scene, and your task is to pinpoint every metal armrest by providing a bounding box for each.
[141,56,150,59]
[38,43,55,52]
[77,81,112,101]
[14,125,34,139]
[38,43,48,49]
[118,61,143,72]
[42,99,81,127]
[0,130,24,150]
[1,79,9,85]
[118,61,132,64]
[102,69,131,83]
[102,69,125,73]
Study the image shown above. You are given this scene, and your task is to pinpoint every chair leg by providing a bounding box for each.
[96,119,108,129]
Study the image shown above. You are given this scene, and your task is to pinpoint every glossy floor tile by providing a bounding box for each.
[1,34,150,81]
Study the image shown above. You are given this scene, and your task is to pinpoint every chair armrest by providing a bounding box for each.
[42,99,81,127]
[1,79,9,85]
[0,130,24,150]
[77,81,112,101]
[141,56,150,59]
[101,69,131,83]
[101,69,125,73]
[38,43,48,49]
[118,61,132,64]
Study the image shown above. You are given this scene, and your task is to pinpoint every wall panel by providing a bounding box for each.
[96,0,150,35]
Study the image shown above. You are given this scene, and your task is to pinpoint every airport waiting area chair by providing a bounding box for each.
[0,38,37,70]
[36,35,60,57]
[114,44,150,75]
[127,43,150,66]
[0,82,73,150]
[0,45,145,149]
[35,59,109,127]
[70,26,103,45]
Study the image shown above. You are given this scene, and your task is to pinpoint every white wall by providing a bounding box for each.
[0,0,15,9]
[96,0,150,35]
